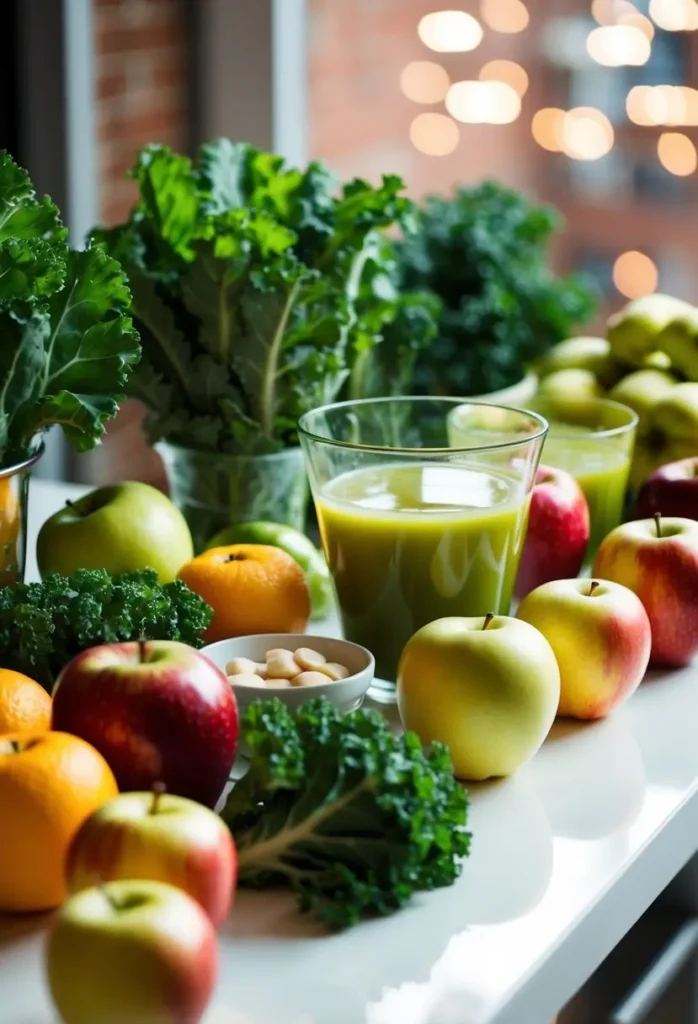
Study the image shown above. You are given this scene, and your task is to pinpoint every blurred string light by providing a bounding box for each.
[561,107,615,160]
[613,251,659,299]
[657,132,698,175]
[418,10,483,52]
[479,60,529,97]
[627,85,698,126]
[531,108,566,151]
[446,80,522,124]
[400,61,450,103]
[649,0,698,31]
[480,0,530,34]
[586,24,651,65]
[410,112,460,155]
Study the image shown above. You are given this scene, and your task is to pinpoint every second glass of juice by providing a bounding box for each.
[299,398,548,699]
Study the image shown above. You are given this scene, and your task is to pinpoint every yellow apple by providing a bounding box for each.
[396,615,560,781]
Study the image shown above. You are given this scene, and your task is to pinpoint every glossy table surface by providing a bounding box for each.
[3,480,698,1024]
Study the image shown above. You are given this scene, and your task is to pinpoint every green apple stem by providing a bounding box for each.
[589,580,600,597]
[655,512,662,538]
[64,499,74,509]
[150,781,166,814]
[482,613,495,631]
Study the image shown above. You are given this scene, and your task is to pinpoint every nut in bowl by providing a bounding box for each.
[202,634,375,716]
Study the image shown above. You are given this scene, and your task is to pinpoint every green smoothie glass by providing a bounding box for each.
[299,398,548,701]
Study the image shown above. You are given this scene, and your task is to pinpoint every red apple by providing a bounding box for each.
[67,787,237,927]
[593,515,698,667]
[637,457,698,521]
[515,464,590,598]
[46,879,218,1024]
[52,640,238,807]
[516,578,651,720]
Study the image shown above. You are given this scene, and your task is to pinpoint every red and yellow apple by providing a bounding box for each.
[45,879,218,1024]
[52,640,239,808]
[516,578,651,720]
[515,464,590,598]
[593,515,698,666]
[67,788,237,927]
[397,615,560,781]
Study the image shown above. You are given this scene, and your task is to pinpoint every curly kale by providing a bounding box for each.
[0,568,212,691]
[221,697,471,930]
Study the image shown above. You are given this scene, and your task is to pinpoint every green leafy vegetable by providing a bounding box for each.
[95,140,417,455]
[396,181,598,397]
[0,568,213,691]
[0,152,141,466]
[221,697,470,930]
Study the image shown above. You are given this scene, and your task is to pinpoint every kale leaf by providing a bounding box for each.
[0,152,141,466]
[95,140,415,455]
[397,181,598,397]
[221,697,471,930]
[0,568,213,691]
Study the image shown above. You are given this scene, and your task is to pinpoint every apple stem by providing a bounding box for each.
[655,512,662,539]
[138,638,147,663]
[589,580,600,597]
[99,884,118,911]
[64,499,74,509]
[482,613,495,631]
[150,781,166,815]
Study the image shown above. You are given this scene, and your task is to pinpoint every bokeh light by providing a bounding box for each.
[531,108,566,151]
[418,10,484,52]
[657,132,698,176]
[446,81,522,124]
[649,0,698,31]
[591,0,637,24]
[613,251,659,299]
[409,112,460,155]
[586,24,651,66]
[627,85,698,126]
[562,107,615,160]
[619,11,655,39]
[400,61,450,104]
[479,60,530,97]
[480,0,530,34]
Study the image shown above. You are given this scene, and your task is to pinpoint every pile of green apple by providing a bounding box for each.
[398,513,698,782]
[536,293,698,491]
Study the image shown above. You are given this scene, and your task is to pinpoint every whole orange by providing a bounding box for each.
[0,731,118,912]
[0,669,52,734]
[178,544,311,641]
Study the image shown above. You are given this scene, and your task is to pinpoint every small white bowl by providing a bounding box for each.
[201,633,375,716]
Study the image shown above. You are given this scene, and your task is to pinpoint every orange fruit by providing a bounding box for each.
[0,669,52,734]
[178,544,311,642]
[0,731,118,912]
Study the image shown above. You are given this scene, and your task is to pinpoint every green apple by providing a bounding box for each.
[207,520,333,619]
[608,368,677,425]
[537,368,603,404]
[630,382,698,490]
[397,615,560,781]
[643,350,672,371]
[657,305,698,381]
[608,293,694,367]
[537,336,610,379]
[37,482,194,583]
[46,880,218,1024]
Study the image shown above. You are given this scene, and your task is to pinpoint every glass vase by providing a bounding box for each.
[157,443,308,552]
[0,444,44,584]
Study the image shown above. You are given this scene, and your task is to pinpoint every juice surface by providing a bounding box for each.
[543,426,630,555]
[316,463,528,682]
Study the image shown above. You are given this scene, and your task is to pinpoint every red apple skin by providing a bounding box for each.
[67,792,237,928]
[52,641,238,808]
[637,457,698,521]
[593,517,698,667]
[515,465,590,599]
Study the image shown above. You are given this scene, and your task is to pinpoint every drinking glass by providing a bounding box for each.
[299,398,548,700]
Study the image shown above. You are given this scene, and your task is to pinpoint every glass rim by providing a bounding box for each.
[298,396,549,455]
[527,396,639,441]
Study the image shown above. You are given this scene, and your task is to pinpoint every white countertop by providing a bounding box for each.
[3,479,698,1024]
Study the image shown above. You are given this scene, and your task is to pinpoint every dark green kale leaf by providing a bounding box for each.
[0,568,213,691]
[222,697,471,930]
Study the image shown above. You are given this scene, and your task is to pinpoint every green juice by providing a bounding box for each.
[543,425,630,555]
[316,463,529,682]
